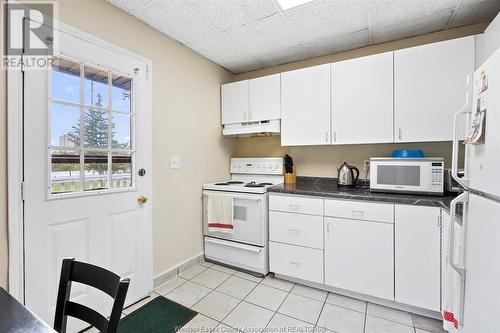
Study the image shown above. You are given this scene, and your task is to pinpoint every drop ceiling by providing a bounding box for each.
[108,0,500,73]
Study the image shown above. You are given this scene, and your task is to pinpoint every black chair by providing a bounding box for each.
[54,258,130,333]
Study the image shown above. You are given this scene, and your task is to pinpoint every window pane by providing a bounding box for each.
[51,150,81,194]
[51,103,80,147]
[51,57,80,103]
[84,108,109,149]
[112,113,131,149]
[112,152,132,188]
[112,74,132,113]
[84,151,108,191]
[84,66,109,108]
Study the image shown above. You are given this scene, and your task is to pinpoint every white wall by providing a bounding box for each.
[475,12,500,66]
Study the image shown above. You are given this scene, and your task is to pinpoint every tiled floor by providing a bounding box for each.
[143,262,447,333]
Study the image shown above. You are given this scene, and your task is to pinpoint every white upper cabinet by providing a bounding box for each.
[394,36,474,142]
[221,80,248,125]
[281,64,331,146]
[248,74,280,122]
[332,52,394,144]
[222,74,280,125]
[395,205,441,311]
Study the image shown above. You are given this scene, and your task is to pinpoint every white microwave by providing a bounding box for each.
[370,158,444,195]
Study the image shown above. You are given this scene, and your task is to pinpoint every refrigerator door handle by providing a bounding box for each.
[451,74,472,189]
[449,191,469,278]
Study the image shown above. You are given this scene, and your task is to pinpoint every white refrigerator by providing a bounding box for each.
[443,45,500,332]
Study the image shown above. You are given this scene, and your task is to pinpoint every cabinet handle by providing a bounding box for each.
[333,131,336,143]
[325,131,329,143]
[289,261,301,266]
[289,228,301,233]
[351,210,364,216]
[398,128,402,140]
[326,223,331,233]
[289,204,300,211]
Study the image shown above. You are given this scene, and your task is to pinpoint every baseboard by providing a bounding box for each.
[153,252,205,288]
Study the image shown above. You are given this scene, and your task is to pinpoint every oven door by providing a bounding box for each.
[371,161,430,193]
[203,190,266,246]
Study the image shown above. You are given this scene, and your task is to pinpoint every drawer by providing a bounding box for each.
[269,242,324,284]
[269,195,323,216]
[269,211,323,249]
[324,199,394,223]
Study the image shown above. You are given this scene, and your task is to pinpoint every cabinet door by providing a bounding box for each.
[324,217,394,300]
[332,52,393,144]
[394,36,474,142]
[248,74,280,122]
[281,64,331,146]
[221,80,248,124]
[395,205,440,311]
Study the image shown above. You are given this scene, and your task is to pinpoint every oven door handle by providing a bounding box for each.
[205,238,262,253]
[203,192,263,201]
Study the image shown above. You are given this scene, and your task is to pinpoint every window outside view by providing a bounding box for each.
[50,57,133,194]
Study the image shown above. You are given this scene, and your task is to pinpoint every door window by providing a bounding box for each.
[49,56,134,195]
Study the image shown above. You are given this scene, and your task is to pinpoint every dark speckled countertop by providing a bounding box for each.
[269,176,463,217]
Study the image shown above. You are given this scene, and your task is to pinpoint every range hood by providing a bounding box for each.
[222,119,280,136]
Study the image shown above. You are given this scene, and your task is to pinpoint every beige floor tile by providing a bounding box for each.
[412,314,446,333]
[178,314,220,333]
[325,293,366,313]
[265,313,315,333]
[155,276,187,295]
[192,268,232,289]
[365,315,414,333]
[216,276,258,299]
[211,264,237,275]
[234,271,264,283]
[213,323,241,333]
[192,291,241,321]
[291,284,328,302]
[201,261,215,268]
[245,284,288,311]
[278,293,324,324]
[180,264,208,280]
[261,275,295,292]
[367,303,413,326]
[317,303,365,333]
[223,301,274,333]
[165,281,211,308]
[416,330,433,333]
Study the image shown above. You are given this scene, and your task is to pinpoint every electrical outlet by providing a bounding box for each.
[170,157,181,169]
[363,160,370,172]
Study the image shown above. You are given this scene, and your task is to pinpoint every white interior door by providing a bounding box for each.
[23,21,153,331]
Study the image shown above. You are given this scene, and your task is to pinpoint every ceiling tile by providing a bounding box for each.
[132,0,218,45]
[182,0,279,32]
[284,0,368,44]
[303,29,371,57]
[107,0,154,13]
[367,0,457,28]
[371,9,453,44]
[450,0,500,28]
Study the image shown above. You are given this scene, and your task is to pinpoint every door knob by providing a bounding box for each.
[137,195,148,204]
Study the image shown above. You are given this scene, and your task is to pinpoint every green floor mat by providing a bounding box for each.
[118,296,197,333]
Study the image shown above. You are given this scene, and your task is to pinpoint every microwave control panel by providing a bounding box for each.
[430,162,444,192]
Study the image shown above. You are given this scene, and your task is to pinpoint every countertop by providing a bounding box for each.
[268,177,463,217]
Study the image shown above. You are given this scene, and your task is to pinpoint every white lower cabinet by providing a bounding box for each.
[324,217,394,300]
[395,205,441,311]
[269,242,324,284]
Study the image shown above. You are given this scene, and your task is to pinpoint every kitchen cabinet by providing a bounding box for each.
[281,64,331,146]
[394,36,474,142]
[221,74,280,125]
[332,52,393,144]
[324,216,394,300]
[395,205,441,311]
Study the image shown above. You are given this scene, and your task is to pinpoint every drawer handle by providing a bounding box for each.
[289,228,301,233]
[289,261,301,267]
[351,210,365,216]
[289,204,300,211]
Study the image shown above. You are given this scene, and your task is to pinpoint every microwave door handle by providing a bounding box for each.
[451,74,472,189]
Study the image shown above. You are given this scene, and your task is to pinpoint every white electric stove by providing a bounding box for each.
[202,158,283,275]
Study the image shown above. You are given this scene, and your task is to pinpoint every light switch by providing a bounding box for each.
[170,157,181,169]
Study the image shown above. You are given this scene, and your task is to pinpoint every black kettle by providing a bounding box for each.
[337,162,359,187]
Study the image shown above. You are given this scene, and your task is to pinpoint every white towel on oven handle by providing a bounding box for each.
[207,194,234,233]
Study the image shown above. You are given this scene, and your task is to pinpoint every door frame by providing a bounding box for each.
[7,11,153,302]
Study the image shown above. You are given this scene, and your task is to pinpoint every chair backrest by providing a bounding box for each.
[53,258,130,333]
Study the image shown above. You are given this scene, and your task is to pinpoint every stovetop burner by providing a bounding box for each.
[245,184,265,188]
[215,182,230,185]
[259,182,273,186]
[227,181,244,184]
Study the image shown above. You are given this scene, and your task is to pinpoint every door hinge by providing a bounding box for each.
[21,182,25,201]
[437,214,443,228]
